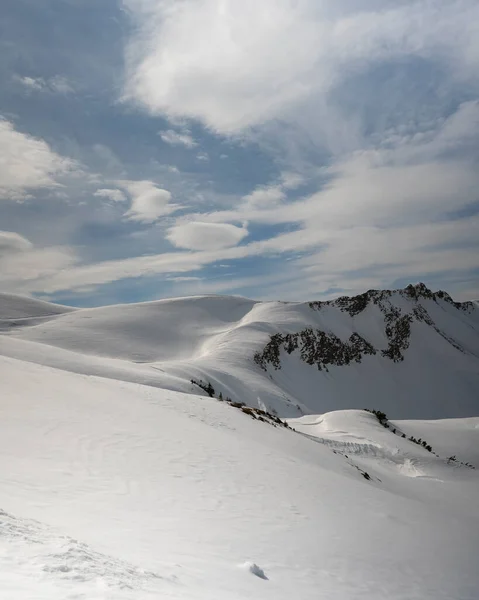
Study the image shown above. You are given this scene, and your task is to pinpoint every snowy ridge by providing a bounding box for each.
[1,283,478,418]
[0,293,74,331]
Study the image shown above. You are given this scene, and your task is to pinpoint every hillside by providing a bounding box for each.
[0,354,478,600]
[1,283,478,418]
[1,285,478,599]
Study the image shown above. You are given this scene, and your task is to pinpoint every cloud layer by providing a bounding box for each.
[0,0,478,304]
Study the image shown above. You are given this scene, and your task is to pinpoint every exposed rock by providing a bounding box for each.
[254,330,376,372]
[381,312,412,362]
[256,283,470,372]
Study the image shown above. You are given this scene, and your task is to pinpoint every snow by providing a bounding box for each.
[0,291,478,598]
[0,291,478,418]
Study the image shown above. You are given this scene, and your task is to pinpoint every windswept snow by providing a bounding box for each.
[0,288,478,598]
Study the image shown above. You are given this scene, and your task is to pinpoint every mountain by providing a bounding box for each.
[1,283,478,419]
[0,284,478,599]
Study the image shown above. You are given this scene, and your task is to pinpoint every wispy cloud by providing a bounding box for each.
[93,188,127,203]
[159,129,197,148]
[14,74,74,94]
[0,231,77,291]
[15,76,45,91]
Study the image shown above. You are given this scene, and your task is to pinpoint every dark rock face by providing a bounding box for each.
[381,313,412,362]
[254,283,472,372]
[254,330,376,372]
[310,289,393,316]
[309,282,474,316]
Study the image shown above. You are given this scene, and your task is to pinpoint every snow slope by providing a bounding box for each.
[0,354,478,600]
[1,284,478,418]
[0,293,74,328]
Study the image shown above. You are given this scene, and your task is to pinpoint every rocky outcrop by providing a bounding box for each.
[309,282,474,316]
[255,283,470,372]
[381,312,412,362]
[254,330,376,372]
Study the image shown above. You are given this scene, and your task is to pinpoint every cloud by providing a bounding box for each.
[243,184,286,209]
[15,76,45,91]
[167,276,202,283]
[280,172,305,190]
[2,1,477,304]
[93,188,127,203]
[0,231,77,292]
[48,76,74,94]
[24,250,207,294]
[123,0,479,134]
[14,74,74,94]
[0,119,75,200]
[0,231,33,253]
[159,129,197,148]
[118,180,177,223]
[167,221,248,251]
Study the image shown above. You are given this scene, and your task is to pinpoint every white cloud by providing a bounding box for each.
[118,180,177,223]
[27,251,207,294]
[0,231,77,293]
[0,231,33,253]
[280,172,305,190]
[0,119,75,200]
[243,184,285,209]
[159,129,197,148]
[196,151,209,162]
[167,221,248,251]
[123,0,479,134]
[93,188,127,203]
[49,76,74,94]
[167,276,202,283]
[15,76,45,91]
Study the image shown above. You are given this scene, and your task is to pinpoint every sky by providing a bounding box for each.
[1,0,479,307]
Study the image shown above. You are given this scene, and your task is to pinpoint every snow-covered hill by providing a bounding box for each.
[0,284,478,599]
[1,283,478,418]
[0,355,478,600]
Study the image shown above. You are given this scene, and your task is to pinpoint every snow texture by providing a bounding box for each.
[0,286,478,599]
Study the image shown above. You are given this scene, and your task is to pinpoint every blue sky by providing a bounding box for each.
[1,0,478,306]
